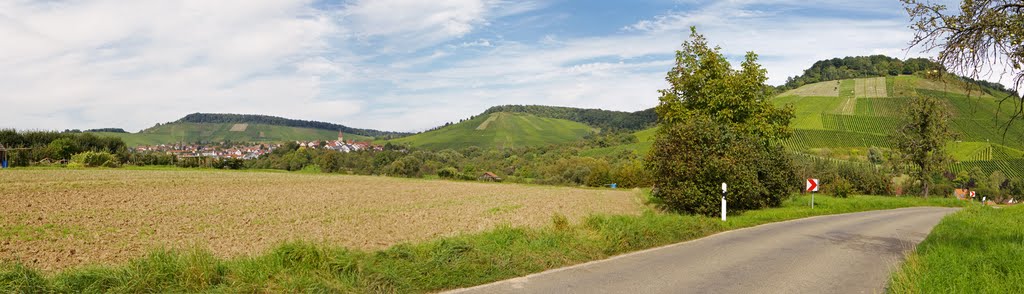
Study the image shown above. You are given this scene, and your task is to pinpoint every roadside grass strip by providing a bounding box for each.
[1,195,964,293]
[889,205,1024,294]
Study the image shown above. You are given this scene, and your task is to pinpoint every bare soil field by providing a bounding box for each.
[854,77,887,98]
[782,80,839,97]
[0,169,643,271]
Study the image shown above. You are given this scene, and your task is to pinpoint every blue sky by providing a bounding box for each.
[2,0,1002,132]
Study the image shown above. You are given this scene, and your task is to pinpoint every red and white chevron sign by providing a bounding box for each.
[806,178,819,192]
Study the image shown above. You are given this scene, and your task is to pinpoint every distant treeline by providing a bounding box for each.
[84,128,128,133]
[781,55,943,90]
[175,113,412,139]
[0,129,128,166]
[483,105,657,131]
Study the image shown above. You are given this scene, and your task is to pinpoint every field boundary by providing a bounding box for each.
[476,113,501,130]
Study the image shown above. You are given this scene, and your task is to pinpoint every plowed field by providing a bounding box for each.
[0,169,643,271]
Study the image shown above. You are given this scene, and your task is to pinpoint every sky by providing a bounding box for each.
[0,0,1007,133]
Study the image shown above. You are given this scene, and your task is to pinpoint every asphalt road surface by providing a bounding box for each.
[448,207,958,294]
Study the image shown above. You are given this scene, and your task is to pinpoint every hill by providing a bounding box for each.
[175,113,410,138]
[86,113,402,146]
[91,122,374,147]
[483,105,656,131]
[773,73,1024,179]
[388,112,596,150]
[779,55,943,91]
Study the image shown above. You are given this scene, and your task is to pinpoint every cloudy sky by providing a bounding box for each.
[1,0,996,132]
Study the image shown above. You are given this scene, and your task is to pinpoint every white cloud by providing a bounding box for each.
[0,0,354,131]
[2,0,1015,134]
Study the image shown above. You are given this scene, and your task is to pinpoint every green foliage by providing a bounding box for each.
[385,156,423,178]
[648,116,795,215]
[647,28,796,215]
[868,147,885,164]
[0,130,128,167]
[46,138,79,160]
[891,94,957,197]
[542,157,611,187]
[830,178,853,198]
[483,105,657,131]
[82,128,128,133]
[69,151,119,168]
[437,167,459,179]
[780,55,942,90]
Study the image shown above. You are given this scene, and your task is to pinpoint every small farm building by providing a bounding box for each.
[480,172,502,182]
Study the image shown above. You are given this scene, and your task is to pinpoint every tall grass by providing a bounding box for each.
[889,204,1024,293]
[1,195,964,293]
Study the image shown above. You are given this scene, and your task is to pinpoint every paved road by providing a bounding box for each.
[447,207,958,294]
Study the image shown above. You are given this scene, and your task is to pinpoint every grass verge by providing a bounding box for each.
[888,204,1024,293]
[1,195,964,293]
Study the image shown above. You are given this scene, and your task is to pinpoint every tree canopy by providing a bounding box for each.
[646,27,796,215]
[891,95,957,197]
[781,55,943,90]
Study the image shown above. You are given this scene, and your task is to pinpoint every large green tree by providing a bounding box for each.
[646,27,795,215]
[903,0,1024,124]
[890,95,957,197]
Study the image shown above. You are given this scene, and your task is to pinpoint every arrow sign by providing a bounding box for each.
[806,178,819,192]
[970,191,976,198]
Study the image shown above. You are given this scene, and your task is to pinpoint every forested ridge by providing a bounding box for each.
[173,113,412,139]
[482,105,657,131]
[780,55,942,90]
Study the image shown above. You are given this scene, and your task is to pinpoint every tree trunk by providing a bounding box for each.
[923,180,930,198]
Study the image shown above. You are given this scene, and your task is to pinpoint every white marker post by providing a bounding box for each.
[721,182,727,221]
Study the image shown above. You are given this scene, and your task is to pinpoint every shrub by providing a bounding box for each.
[831,178,853,198]
[974,186,1000,202]
[931,184,955,198]
[69,151,118,168]
[647,117,795,215]
[437,167,459,179]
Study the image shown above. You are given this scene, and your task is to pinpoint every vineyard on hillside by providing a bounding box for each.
[854,98,908,117]
[948,159,1024,180]
[784,129,891,150]
[821,114,901,135]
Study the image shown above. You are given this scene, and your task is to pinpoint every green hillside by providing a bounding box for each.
[773,73,1024,178]
[579,127,656,157]
[388,112,595,150]
[91,123,371,146]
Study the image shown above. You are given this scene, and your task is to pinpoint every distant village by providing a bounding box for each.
[133,132,383,160]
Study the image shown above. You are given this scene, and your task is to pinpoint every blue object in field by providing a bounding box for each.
[1,159,6,168]
[610,183,617,189]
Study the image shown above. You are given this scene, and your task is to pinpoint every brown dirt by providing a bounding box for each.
[0,169,644,272]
